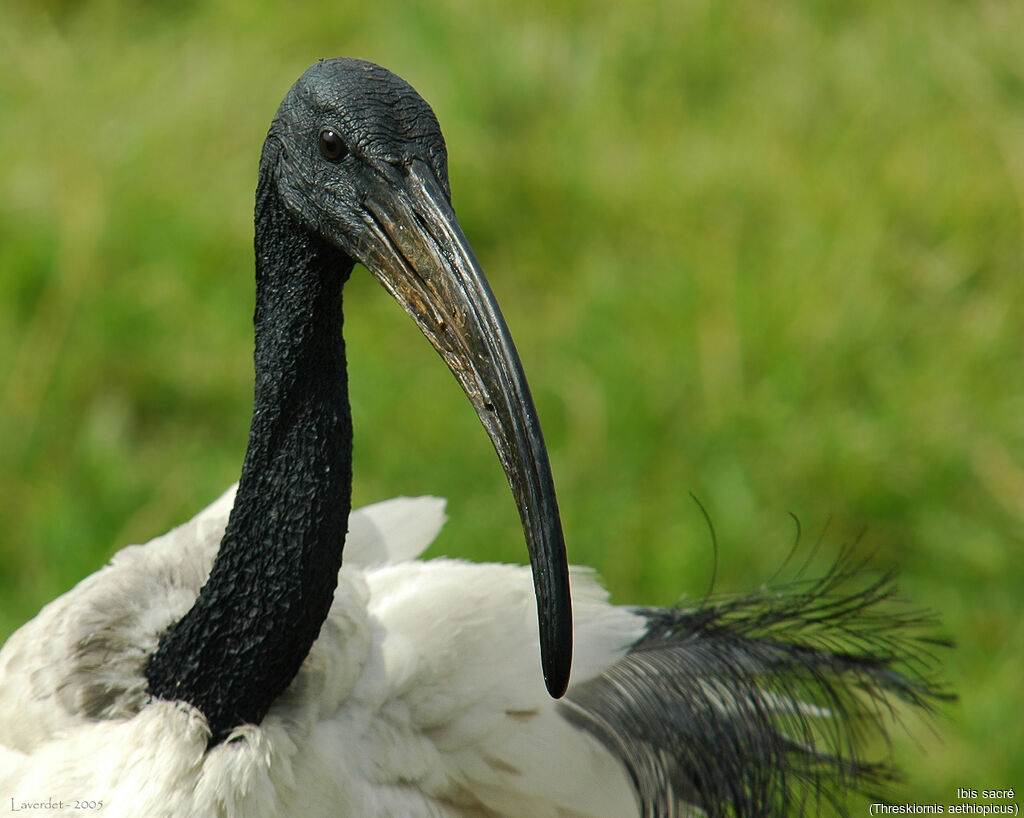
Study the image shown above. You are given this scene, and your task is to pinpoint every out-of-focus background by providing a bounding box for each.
[1,0,1021,809]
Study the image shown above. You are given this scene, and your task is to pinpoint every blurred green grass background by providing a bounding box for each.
[1,0,1021,810]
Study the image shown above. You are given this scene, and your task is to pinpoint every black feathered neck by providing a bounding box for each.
[145,160,355,746]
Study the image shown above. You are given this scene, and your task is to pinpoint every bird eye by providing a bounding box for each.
[319,128,348,161]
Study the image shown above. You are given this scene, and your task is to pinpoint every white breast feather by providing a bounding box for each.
[0,490,643,818]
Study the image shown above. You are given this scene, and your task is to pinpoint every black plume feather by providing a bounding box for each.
[559,550,952,817]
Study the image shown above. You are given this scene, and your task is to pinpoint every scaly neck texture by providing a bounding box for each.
[145,173,354,746]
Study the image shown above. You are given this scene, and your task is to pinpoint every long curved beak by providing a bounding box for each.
[347,159,572,697]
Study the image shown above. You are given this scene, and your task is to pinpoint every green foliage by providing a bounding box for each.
[1,0,1021,808]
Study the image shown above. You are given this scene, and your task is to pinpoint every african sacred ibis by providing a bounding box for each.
[0,58,947,817]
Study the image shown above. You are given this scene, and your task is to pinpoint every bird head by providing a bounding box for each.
[257,57,573,698]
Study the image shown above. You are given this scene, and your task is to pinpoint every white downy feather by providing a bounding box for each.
[0,490,643,818]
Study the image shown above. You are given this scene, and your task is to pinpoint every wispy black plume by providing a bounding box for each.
[560,549,952,817]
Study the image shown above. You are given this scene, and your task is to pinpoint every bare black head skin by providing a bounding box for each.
[145,58,572,746]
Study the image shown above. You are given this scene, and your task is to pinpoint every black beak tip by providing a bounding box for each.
[540,600,573,698]
[545,659,571,699]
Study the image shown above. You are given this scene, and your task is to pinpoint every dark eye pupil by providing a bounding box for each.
[319,128,348,161]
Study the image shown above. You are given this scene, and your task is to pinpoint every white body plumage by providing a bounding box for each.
[0,490,641,818]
